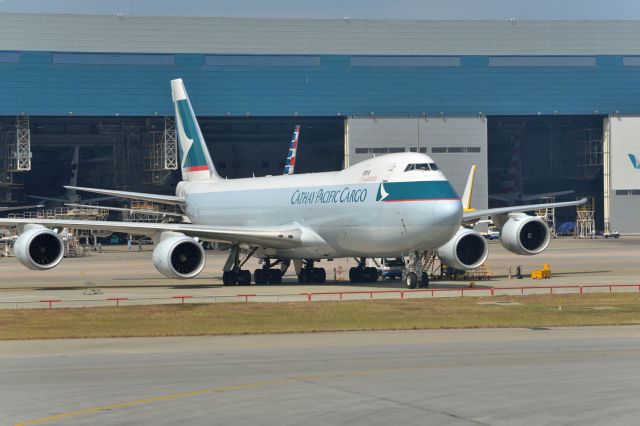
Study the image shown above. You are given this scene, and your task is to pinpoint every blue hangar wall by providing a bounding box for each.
[2,52,640,116]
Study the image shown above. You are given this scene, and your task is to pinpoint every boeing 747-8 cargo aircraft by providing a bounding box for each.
[0,79,585,288]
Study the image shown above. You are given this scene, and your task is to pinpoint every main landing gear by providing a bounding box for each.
[222,246,254,286]
[254,258,285,285]
[404,251,429,289]
[349,258,379,283]
[298,260,326,284]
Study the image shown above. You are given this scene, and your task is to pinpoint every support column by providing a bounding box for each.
[603,116,611,235]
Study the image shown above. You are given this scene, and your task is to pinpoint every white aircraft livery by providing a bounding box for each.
[0,79,586,288]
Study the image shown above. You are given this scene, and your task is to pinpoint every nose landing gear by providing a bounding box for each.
[404,251,429,289]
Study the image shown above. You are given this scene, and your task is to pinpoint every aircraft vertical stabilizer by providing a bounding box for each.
[171,79,219,182]
[283,125,300,175]
[461,165,476,212]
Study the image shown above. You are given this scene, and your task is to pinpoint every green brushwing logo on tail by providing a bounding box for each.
[376,181,459,202]
[176,99,209,172]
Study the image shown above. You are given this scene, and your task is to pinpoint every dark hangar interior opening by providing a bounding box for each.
[487,115,604,227]
[1,116,345,203]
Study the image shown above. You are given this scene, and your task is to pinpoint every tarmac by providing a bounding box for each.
[2,326,640,425]
[0,236,638,305]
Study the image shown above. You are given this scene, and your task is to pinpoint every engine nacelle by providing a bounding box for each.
[152,234,205,279]
[437,227,488,271]
[499,214,551,255]
[14,224,64,270]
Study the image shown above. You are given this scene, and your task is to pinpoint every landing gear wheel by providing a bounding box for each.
[268,269,282,284]
[239,270,252,285]
[223,271,238,286]
[254,269,266,285]
[421,272,429,288]
[298,268,311,284]
[405,272,418,289]
[349,267,364,283]
[364,267,378,283]
[312,268,326,284]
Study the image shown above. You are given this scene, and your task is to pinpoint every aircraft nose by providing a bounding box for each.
[435,199,462,225]
[432,199,463,243]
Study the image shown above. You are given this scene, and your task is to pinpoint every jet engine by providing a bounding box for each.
[499,213,550,255]
[437,227,488,271]
[152,233,205,279]
[14,224,64,270]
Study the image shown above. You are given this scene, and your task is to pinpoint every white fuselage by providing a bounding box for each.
[178,153,463,259]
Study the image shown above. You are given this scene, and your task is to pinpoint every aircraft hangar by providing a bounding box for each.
[1,13,640,233]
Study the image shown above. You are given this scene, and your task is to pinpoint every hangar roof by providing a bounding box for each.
[2,13,640,55]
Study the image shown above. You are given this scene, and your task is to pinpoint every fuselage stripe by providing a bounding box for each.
[382,198,460,202]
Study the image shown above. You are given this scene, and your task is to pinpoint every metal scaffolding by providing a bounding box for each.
[15,115,31,171]
[0,115,32,204]
[576,197,596,238]
[98,123,128,188]
[121,201,182,223]
[98,122,149,188]
[164,116,178,170]
[145,116,177,185]
[536,196,557,238]
[549,127,603,180]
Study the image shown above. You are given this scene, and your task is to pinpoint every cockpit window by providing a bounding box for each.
[429,163,439,171]
[404,163,432,172]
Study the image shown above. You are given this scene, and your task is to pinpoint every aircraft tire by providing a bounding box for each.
[349,267,361,283]
[254,269,266,285]
[405,272,418,289]
[364,267,378,282]
[312,268,326,284]
[239,270,252,285]
[298,269,310,284]
[268,269,282,284]
[223,271,238,286]
[421,272,429,288]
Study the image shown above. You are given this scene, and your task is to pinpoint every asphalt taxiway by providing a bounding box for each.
[2,326,640,425]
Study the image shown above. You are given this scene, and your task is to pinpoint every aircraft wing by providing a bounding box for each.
[0,218,303,249]
[463,198,587,221]
[64,186,185,206]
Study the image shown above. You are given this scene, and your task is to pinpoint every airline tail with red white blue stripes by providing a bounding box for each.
[171,78,219,182]
[283,125,300,175]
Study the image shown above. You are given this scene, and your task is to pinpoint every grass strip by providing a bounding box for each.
[1,293,640,340]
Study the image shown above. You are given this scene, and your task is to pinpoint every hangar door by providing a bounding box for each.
[346,117,487,210]
[608,116,640,234]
